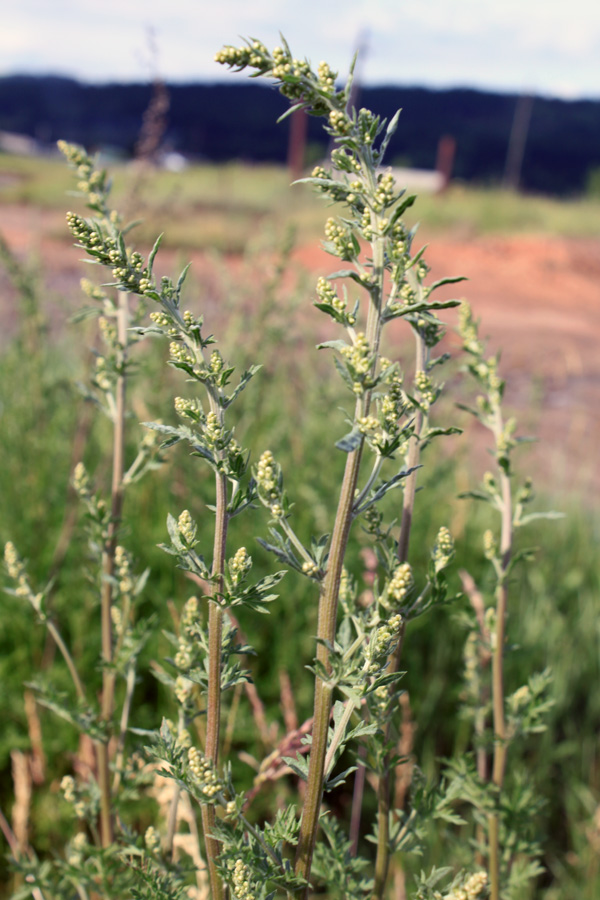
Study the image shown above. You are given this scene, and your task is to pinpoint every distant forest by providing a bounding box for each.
[1,75,600,195]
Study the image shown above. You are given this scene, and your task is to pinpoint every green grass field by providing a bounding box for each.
[2,151,600,253]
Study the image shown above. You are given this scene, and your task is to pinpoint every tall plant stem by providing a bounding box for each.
[295,219,385,894]
[200,465,228,900]
[373,329,425,900]
[97,290,128,848]
[295,445,364,889]
[488,467,512,900]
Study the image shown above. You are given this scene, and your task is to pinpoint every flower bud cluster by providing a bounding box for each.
[210,350,224,374]
[94,355,113,392]
[67,831,88,867]
[174,597,202,674]
[72,463,107,527]
[4,541,23,581]
[432,526,454,571]
[174,675,193,704]
[301,560,320,577]
[463,630,479,690]
[509,683,531,712]
[214,42,269,72]
[360,208,374,240]
[388,562,413,606]
[169,341,195,366]
[331,148,361,174]
[324,217,355,259]
[115,545,134,598]
[204,411,224,448]
[328,109,350,135]
[58,140,91,170]
[144,825,160,853]
[255,451,284,517]
[340,332,372,393]
[441,871,488,900]
[174,640,193,671]
[475,356,504,407]
[485,607,497,650]
[496,418,516,457]
[483,529,497,560]
[317,60,336,93]
[4,542,43,611]
[58,141,109,211]
[65,212,153,294]
[98,315,117,347]
[229,547,252,586]
[373,172,396,212]
[415,370,435,410]
[311,165,329,192]
[150,310,178,336]
[178,509,197,546]
[181,595,200,628]
[357,415,380,436]
[80,278,106,302]
[379,373,405,436]
[269,46,311,94]
[366,613,404,673]
[72,462,90,498]
[458,303,484,356]
[357,107,377,144]
[173,397,202,422]
[372,682,391,714]
[316,276,355,322]
[187,747,223,798]
[230,859,256,900]
[60,775,86,818]
[338,567,357,616]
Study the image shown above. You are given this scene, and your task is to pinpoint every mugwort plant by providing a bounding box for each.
[2,34,557,900]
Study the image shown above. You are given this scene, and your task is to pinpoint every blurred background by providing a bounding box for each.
[0,3,599,899]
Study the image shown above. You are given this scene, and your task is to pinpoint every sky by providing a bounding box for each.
[2,0,600,99]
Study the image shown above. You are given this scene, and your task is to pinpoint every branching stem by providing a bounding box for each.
[488,462,512,900]
[373,328,426,899]
[200,442,229,900]
[295,188,385,894]
[97,290,128,848]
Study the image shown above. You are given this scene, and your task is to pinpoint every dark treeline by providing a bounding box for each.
[2,75,600,195]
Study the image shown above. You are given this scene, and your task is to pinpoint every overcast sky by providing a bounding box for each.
[3,0,599,98]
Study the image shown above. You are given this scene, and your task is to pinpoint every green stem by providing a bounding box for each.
[294,446,364,890]
[200,463,228,900]
[97,290,128,848]
[295,198,386,895]
[111,664,137,793]
[372,329,425,900]
[46,619,86,702]
[488,466,512,900]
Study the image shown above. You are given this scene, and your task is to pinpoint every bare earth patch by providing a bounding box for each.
[1,201,598,499]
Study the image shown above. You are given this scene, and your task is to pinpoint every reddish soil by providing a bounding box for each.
[295,234,600,501]
[1,202,598,500]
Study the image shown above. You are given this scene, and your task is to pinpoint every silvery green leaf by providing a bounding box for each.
[324,765,357,791]
[336,427,363,453]
[516,511,564,526]
[147,232,163,277]
[317,339,349,352]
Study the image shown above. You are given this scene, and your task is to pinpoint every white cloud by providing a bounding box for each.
[1,0,599,96]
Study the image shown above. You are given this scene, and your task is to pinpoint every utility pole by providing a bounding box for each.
[503,94,534,191]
